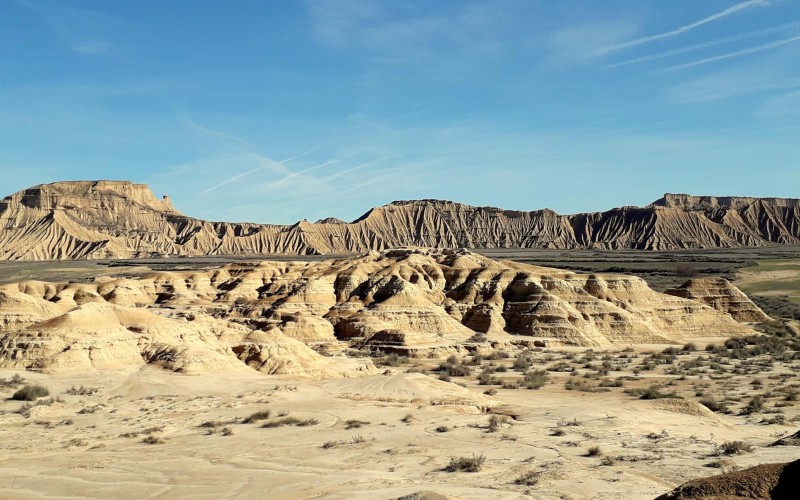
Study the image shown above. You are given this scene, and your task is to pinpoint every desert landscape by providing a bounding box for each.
[3,2,800,498]
[0,231,798,498]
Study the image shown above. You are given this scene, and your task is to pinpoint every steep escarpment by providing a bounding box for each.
[1,181,799,260]
[0,249,757,374]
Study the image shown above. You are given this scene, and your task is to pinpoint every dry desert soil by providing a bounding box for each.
[0,248,798,499]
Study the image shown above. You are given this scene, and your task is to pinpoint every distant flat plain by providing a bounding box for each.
[3,245,800,290]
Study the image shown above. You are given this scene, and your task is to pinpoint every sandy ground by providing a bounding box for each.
[1,342,797,500]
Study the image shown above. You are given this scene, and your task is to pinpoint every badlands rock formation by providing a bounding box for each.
[1,181,799,260]
[0,249,757,374]
[655,459,799,500]
[665,277,771,323]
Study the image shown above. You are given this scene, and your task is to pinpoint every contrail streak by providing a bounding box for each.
[599,0,771,54]
[603,21,800,69]
[664,33,800,71]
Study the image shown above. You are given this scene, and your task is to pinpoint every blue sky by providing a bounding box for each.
[1,0,799,223]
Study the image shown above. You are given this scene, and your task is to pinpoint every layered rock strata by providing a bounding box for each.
[1,181,799,260]
[0,249,757,373]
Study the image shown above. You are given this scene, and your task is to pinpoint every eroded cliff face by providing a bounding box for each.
[1,181,798,260]
[664,277,771,323]
[0,249,757,374]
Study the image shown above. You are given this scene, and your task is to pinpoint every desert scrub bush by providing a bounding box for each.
[600,456,616,466]
[377,353,408,367]
[401,413,414,423]
[65,385,99,396]
[435,425,449,433]
[344,419,369,429]
[718,441,753,456]
[551,428,566,436]
[467,333,487,343]
[17,397,63,416]
[12,384,50,401]
[599,378,624,388]
[477,370,499,386]
[585,445,603,457]
[242,410,271,424]
[522,370,548,389]
[514,470,540,485]
[740,395,764,415]
[675,263,699,277]
[706,458,738,473]
[483,350,509,360]
[142,435,166,445]
[761,414,786,425]
[261,417,319,428]
[483,388,498,396]
[626,385,681,400]
[444,453,486,472]
[699,398,723,412]
[547,362,573,373]
[199,420,225,429]
[468,354,484,365]
[437,360,472,377]
[564,380,609,393]
[1,374,26,387]
[486,414,509,433]
[512,353,533,371]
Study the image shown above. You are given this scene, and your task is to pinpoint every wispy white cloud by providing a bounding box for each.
[201,164,265,195]
[663,33,800,71]
[599,0,772,54]
[182,118,261,151]
[603,21,800,69]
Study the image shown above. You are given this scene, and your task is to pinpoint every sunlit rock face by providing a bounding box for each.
[1,181,799,260]
[0,248,757,374]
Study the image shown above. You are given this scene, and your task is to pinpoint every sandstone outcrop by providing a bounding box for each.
[655,459,799,499]
[0,249,754,374]
[664,277,771,322]
[1,181,799,260]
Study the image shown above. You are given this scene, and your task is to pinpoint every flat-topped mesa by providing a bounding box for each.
[650,193,800,211]
[1,180,800,260]
[4,180,181,215]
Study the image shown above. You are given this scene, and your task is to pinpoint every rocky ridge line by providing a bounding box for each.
[1,181,799,260]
